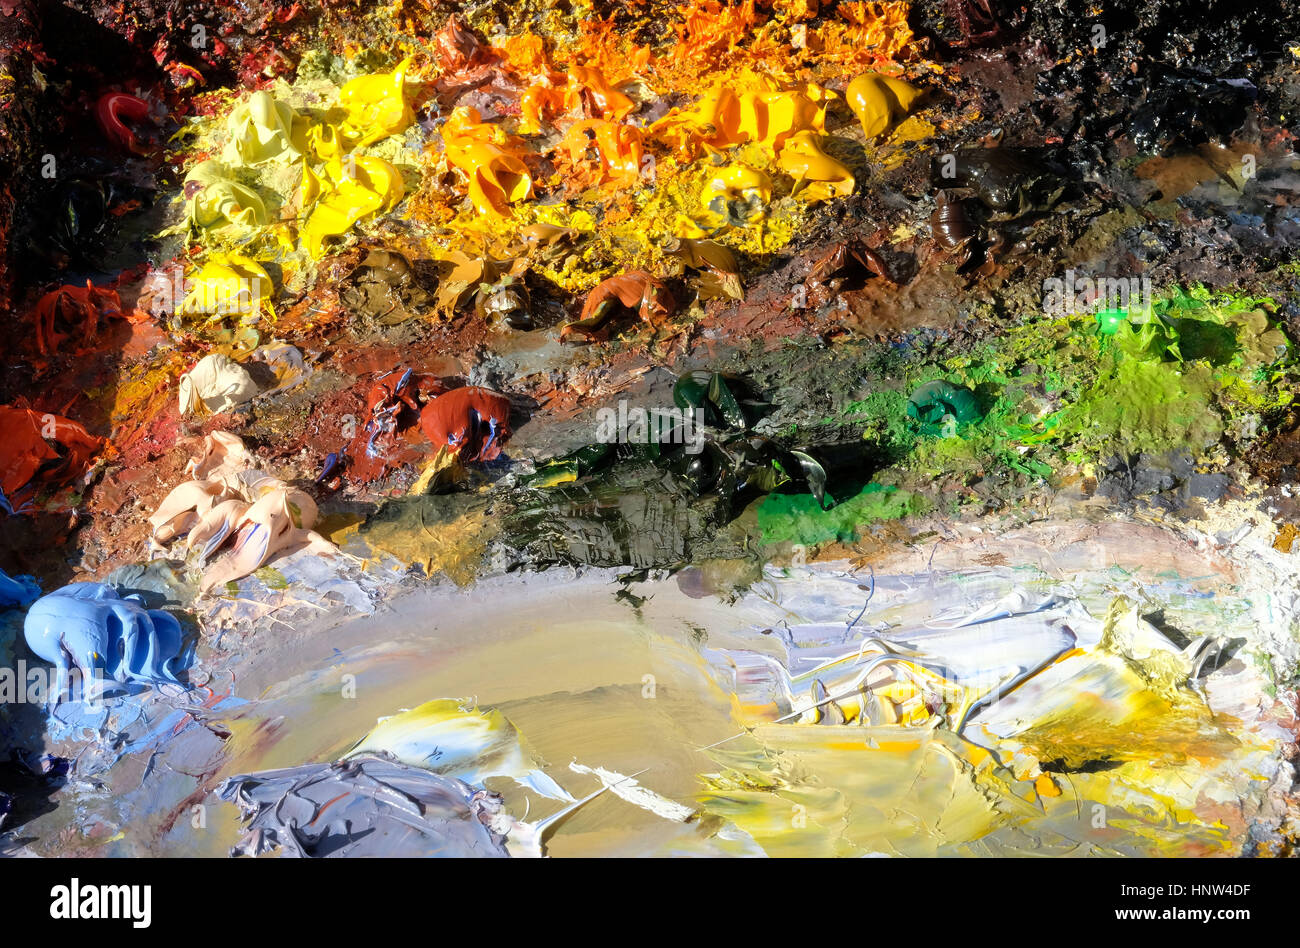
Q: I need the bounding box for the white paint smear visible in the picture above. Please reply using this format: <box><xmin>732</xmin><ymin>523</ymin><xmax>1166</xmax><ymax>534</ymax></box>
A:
<box><xmin>569</xmin><ymin>762</ymin><xmax>695</xmax><ymax>822</ymax></box>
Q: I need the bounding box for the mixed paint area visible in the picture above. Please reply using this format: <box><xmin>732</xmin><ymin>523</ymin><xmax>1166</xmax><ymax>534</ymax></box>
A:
<box><xmin>1</xmin><ymin>1</ymin><xmax>1299</xmax><ymax>857</ymax></box>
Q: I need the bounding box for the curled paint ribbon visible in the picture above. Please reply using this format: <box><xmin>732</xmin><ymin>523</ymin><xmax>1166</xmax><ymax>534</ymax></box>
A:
<box><xmin>95</xmin><ymin>93</ymin><xmax>153</xmax><ymax>154</ymax></box>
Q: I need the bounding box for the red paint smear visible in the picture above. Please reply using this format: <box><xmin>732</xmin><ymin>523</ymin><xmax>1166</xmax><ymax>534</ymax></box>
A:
<box><xmin>419</xmin><ymin>386</ymin><xmax>512</xmax><ymax>462</ymax></box>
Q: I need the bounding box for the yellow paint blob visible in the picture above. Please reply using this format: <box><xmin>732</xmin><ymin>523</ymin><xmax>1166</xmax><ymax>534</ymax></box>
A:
<box><xmin>741</xmin><ymin>81</ymin><xmax>834</xmax><ymax>153</ymax></box>
<box><xmin>184</xmin><ymin>160</ymin><xmax>267</xmax><ymax>235</ymax></box>
<box><xmin>702</xmin><ymin>163</ymin><xmax>771</xmax><ymax>226</ymax></box>
<box><xmin>307</xmin><ymin>122</ymin><xmax>346</xmax><ymax>162</ymax></box>
<box><xmin>881</xmin><ymin>75</ymin><xmax>923</xmax><ymax>113</ymax></box>
<box><xmin>222</xmin><ymin>91</ymin><xmax>304</xmax><ymax>166</ymax></box>
<box><xmin>180</xmin><ymin>253</ymin><xmax>274</xmax><ymax>324</ymax></box>
<box><xmin>301</xmin><ymin>154</ymin><xmax>405</xmax><ymax>258</ymax></box>
<box><xmin>653</xmin><ymin>76</ymin><xmax>832</xmax><ymax>158</ymax></box>
<box><xmin>1034</xmin><ymin>773</ymin><xmax>1061</xmax><ymax>797</ymax></box>
<box><xmin>846</xmin><ymin>72</ymin><xmax>922</xmax><ymax>138</ymax></box>
<box><xmin>338</xmin><ymin>57</ymin><xmax>416</xmax><ymax>148</ymax></box>
<box><xmin>777</xmin><ymin>130</ymin><xmax>855</xmax><ymax>202</ymax></box>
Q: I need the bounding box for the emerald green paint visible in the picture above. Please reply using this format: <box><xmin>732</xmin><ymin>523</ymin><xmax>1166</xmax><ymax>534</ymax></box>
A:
<box><xmin>757</xmin><ymin>483</ymin><xmax>925</xmax><ymax>545</ymax></box>
<box><xmin>1095</xmin><ymin>308</ymin><xmax>1128</xmax><ymax>334</ymax></box>
<box><xmin>825</xmin><ymin>285</ymin><xmax>1293</xmax><ymax>496</ymax></box>
<box><xmin>907</xmin><ymin>380</ymin><xmax>982</xmax><ymax>435</ymax></box>
<box><xmin>753</xmin><ymin>284</ymin><xmax>1293</xmax><ymax>550</ymax></box>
